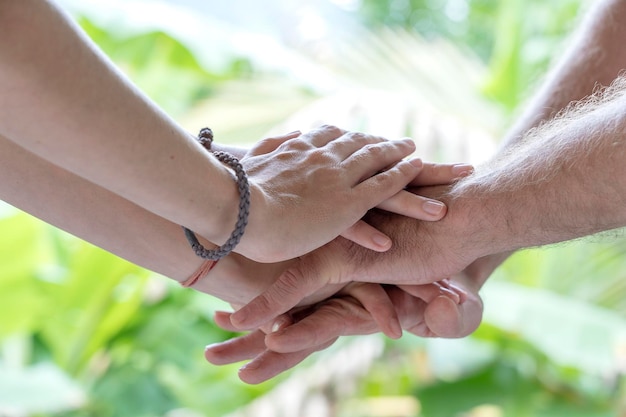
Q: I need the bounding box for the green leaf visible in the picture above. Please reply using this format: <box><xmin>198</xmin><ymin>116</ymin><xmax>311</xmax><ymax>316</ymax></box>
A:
<box><xmin>38</xmin><ymin>242</ymin><xmax>150</xmax><ymax>375</ymax></box>
<box><xmin>416</xmin><ymin>362</ymin><xmax>613</xmax><ymax>417</ymax></box>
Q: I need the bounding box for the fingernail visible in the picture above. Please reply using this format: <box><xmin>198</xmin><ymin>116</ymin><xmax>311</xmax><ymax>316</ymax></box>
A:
<box><xmin>287</xmin><ymin>130</ymin><xmax>301</xmax><ymax>136</ymax></box>
<box><xmin>239</xmin><ymin>361</ymin><xmax>259</xmax><ymax>372</ymax></box>
<box><xmin>372</xmin><ymin>233</ymin><xmax>392</xmax><ymax>248</ymax></box>
<box><xmin>423</xmin><ymin>200</ymin><xmax>445</xmax><ymax>216</ymax></box>
<box><xmin>452</xmin><ymin>164</ymin><xmax>474</xmax><ymax>177</ymax></box>
<box><xmin>409</xmin><ymin>158</ymin><xmax>423</xmax><ymax>168</ymax></box>
<box><xmin>271</xmin><ymin>316</ymin><xmax>290</xmax><ymax>333</ymax></box>
<box><xmin>204</xmin><ymin>343</ymin><xmax>219</xmax><ymax>352</ymax></box>
<box><xmin>446</xmin><ymin>282</ymin><xmax>469</xmax><ymax>304</ymax></box>
<box><xmin>231</xmin><ymin>310</ymin><xmax>247</xmax><ymax>327</ymax></box>
<box><xmin>439</xmin><ymin>286</ymin><xmax>461</xmax><ymax>304</ymax></box>
<box><xmin>390</xmin><ymin>320</ymin><xmax>403</xmax><ymax>339</ymax></box>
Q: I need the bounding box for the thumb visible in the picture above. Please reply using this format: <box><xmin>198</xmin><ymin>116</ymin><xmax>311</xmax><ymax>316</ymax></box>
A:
<box><xmin>424</xmin><ymin>292</ymin><xmax>483</xmax><ymax>338</ymax></box>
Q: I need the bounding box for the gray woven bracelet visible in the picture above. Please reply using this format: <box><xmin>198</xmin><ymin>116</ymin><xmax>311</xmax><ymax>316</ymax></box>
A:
<box><xmin>182</xmin><ymin>128</ymin><xmax>250</xmax><ymax>260</ymax></box>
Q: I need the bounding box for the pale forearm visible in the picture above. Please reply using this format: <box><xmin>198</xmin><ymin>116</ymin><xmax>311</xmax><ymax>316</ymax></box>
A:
<box><xmin>0</xmin><ymin>0</ymin><xmax>239</xmax><ymax>244</ymax></box>
<box><xmin>0</xmin><ymin>134</ymin><xmax>282</xmax><ymax>305</ymax></box>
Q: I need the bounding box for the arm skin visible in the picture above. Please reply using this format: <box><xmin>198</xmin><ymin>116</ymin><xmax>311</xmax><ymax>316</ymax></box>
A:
<box><xmin>0</xmin><ymin>0</ymin><xmax>459</xmax><ymax>263</ymax></box>
<box><xmin>225</xmin><ymin>0</ymin><xmax>626</xmax><ymax>339</ymax></box>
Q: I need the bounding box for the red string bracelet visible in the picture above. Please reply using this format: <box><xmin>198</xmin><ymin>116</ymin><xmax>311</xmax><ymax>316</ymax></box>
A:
<box><xmin>181</xmin><ymin>259</ymin><xmax>218</xmax><ymax>288</ymax></box>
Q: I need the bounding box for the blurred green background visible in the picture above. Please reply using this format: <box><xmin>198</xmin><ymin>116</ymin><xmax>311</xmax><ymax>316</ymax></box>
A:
<box><xmin>1</xmin><ymin>0</ymin><xmax>625</xmax><ymax>416</ymax></box>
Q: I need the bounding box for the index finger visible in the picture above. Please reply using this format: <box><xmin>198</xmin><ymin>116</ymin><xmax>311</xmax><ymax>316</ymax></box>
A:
<box><xmin>246</xmin><ymin>130</ymin><xmax>302</xmax><ymax>156</ymax></box>
<box><xmin>409</xmin><ymin>162</ymin><xmax>474</xmax><ymax>187</ymax></box>
<box><xmin>265</xmin><ymin>297</ymin><xmax>380</xmax><ymax>353</ymax></box>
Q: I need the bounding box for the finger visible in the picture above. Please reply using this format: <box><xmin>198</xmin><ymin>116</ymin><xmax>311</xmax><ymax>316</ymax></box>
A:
<box><xmin>424</xmin><ymin>284</ymin><xmax>482</xmax><ymax>338</ymax></box>
<box><xmin>398</xmin><ymin>282</ymin><xmax>462</xmax><ymax>304</ymax></box>
<box><xmin>325</xmin><ymin>131</ymin><xmax>386</xmax><ymax>159</ymax></box>
<box><xmin>204</xmin><ymin>330</ymin><xmax>267</xmax><ymax>365</ymax></box>
<box><xmin>341</xmin><ymin>139</ymin><xmax>417</xmax><ymax>184</ymax></box>
<box><xmin>229</xmin><ymin>253</ymin><xmax>332</xmax><ymax>330</ymax></box>
<box><xmin>438</xmin><ymin>278</ymin><xmax>469</xmax><ymax>304</ymax></box>
<box><xmin>246</xmin><ymin>130</ymin><xmax>302</xmax><ymax>156</ymax></box>
<box><xmin>386</xmin><ymin>287</ymin><xmax>434</xmax><ymax>337</ymax></box>
<box><xmin>340</xmin><ymin>220</ymin><xmax>392</xmax><ymax>252</ymax></box>
<box><xmin>302</xmin><ymin>125</ymin><xmax>346</xmax><ymax>147</ymax></box>
<box><xmin>376</xmin><ymin>190</ymin><xmax>447</xmax><ymax>221</ymax></box>
<box><xmin>396</xmin><ymin>279</ymin><xmax>482</xmax><ymax>339</ymax></box>
<box><xmin>353</xmin><ymin>158</ymin><xmax>424</xmax><ymax>211</ymax></box>
<box><xmin>408</xmin><ymin>162</ymin><xmax>474</xmax><ymax>187</ymax></box>
<box><xmin>238</xmin><ymin>339</ymin><xmax>337</xmax><ymax>384</ymax></box>
<box><xmin>424</xmin><ymin>296</ymin><xmax>463</xmax><ymax>337</ymax></box>
<box><xmin>266</xmin><ymin>298</ymin><xmax>378</xmax><ymax>353</ymax></box>
<box><xmin>344</xmin><ymin>284</ymin><xmax>402</xmax><ymax>339</ymax></box>
<box><xmin>213</xmin><ymin>310</ymin><xmax>239</xmax><ymax>331</ymax></box>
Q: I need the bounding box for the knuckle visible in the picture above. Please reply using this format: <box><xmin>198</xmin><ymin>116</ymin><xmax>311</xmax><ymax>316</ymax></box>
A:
<box><xmin>362</xmin><ymin>143</ymin><xmax>383</xmax><ymax>156</ymax></box>
<box><xmin>254</xmin><ymin>292</ymin><xmax>278</xmax><ymax>314</ymax></box>
<box><xmin>344</xmin><ymin>131</ymin><xmax>370</xmax><ymax>143</ymax></box>
<box><xmin>275</xmin><ymin>268</ymin><xmax>306</xmax><ymax>298</ymax></box>
<box><xmin>396</xmin><ymin>160</ymin><xmax>417</xmax><ymax>177</ymax></box>
<box><xmin>319</xmin><ymin>124</ymin><xmax>342</xmax><ymax>137</ymax></box>
<box><xmin>281</xmin><ymin>138</ymin><xmax>310</xmax><ymax>152</ymax></box>
<box><xmin>306</xmin><ymin>148</ymin><xmax>333</xmax><ymax>165</ymax></box>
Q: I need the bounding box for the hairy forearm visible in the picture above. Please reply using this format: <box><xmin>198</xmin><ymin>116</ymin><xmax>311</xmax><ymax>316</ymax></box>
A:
<box><xmin>349</xmin><ymin>83</ymin><xmax>626</xmax><ymax>286</ymax></box>
<box><xmin>452</xmin><ymin>81</ymin><xmax>626</xmax><ymax>254</ymax></box>
<box><xmin>451</xmin><ymin>0</ymin><xmax>626</xmax><ymax>279</ymax></box>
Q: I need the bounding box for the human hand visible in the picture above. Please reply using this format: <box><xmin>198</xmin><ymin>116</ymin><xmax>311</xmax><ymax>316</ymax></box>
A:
<box><xmin>204</xmin><ymin>277</ymin><xmax>482</xmax><ymax>384</ymax></box>
<box><xmin>236</xmin><ymin>125</ymin><xmax>470</xmax><ymax>262</ymax></box>
<box><xmin>229</xmin><ymin>181</ymin><xmax>479</xmax><ymax>331</ymax></box>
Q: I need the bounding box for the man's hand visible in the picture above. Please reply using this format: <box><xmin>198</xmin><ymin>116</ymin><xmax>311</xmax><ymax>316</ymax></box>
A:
<box><xmin>205</xmin><ymin>275</ymin><xmax>483</xmax><ymax>384</ymax></box>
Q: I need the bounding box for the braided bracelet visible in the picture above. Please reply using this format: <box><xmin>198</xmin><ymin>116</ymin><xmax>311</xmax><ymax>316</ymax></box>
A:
<box><xmin>182</xmin><ymin>128</ymin><xmax>250</xmax><ymax>261</ymax></box>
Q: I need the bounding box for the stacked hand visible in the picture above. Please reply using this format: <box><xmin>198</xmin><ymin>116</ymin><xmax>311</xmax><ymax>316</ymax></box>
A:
<box><xmin>235</xmin><ymin>126</ymin><xmax>471</xmax><ymax>262</ymax></box>
<box><xmin>191</xmin><ymin>131</ymin><xmax>485</xmax><ymax>383</ymax></box>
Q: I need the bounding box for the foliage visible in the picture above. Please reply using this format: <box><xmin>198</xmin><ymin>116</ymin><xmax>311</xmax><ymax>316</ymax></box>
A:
<box><xmin>0</xmin><ymin>209</ymin><xmax>283</xmax><ymax>417</ymax></box>
<box><xmin>357</xmin><ymin>0</ymin><xmax>585</xmax><ymax>109</ymax></box>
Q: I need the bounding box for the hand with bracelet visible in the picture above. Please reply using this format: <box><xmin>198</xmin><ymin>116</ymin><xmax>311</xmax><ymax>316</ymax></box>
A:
<box><xmin>183</xmin><ymin>125</ymin><xmax>472</xmax><ymax>264</ymax></box>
